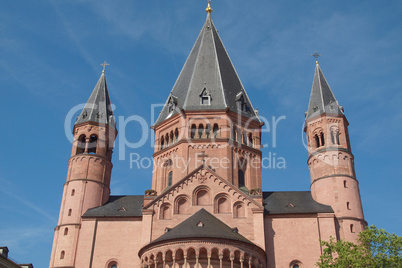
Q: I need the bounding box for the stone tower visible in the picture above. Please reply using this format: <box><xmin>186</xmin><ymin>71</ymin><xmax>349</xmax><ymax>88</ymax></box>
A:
<box><xmin>49</xmin><ymin>70</ymin><xmax>117</xmax><ymax>267</ymax></box>
<box><xmin>151</xmin><ymin>6</ymin><xmax>263</xmax><ymax>196</ymax></box>
<box><xmin>304</xmin><ymin>61</ymin><xmax>366</xmax><ymax>242</ymax></box>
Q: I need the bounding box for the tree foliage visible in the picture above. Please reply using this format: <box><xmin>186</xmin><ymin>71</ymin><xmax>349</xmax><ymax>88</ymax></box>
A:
<box><xmin>317</xmin><ymin>225</ymin><xmax>402</xmax><ymax>268</ymax></box>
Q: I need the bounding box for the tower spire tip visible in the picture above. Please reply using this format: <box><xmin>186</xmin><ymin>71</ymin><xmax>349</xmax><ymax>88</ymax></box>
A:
<box><xmin>311</xmin><ymin>51</ymin><xmax>321</xmax><ymax>65</ymax></box>
<box><xmin>100</xmin><ymin>61</ymin><xmax>110</xmax><ymax>74</ymax></box>
<box><xmin>206</xmin><ymin>0</ymin><xmax>213</xmax><ymax>13</ymax></box>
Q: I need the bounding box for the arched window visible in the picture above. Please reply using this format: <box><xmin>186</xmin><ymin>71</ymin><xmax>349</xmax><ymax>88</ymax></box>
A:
<box><xmin>248</xmin><ymin>133</ymin><xmax>253</xmax><ymax>147</ymax></box>
<box><xmin>71</xmin><ymin>189</ymin><xmax>75</xmax><ymax>196</ymax></box>
<box><xmin>160</xmin><ymin>136</ymin><xmax>164</xmax><ymax>150</ymax></box>
<box><xmin>194</xmin><ymin>186</ymin><xmax>211</xmax><ymax>205</ymax></box>
<box><xmin>170</xmin><ymin>131</ymin><xmax>174</xmax><ymax>144</ymax></box>
<box><xmin>213</xmin><ymin>124</ymin><xmax>219</xmax><ymax>138</ymax></box>
<box><xmin>350</xmin><ymin>224</ymin><xmax>354</xmax><ymax>233</ymax></box>
<box><xmin>190</xmin><ymin>124</ymin><xmax>197</xmax><ymax>139</ymax></box>
<box><xmin>215</xmin><ymin>194</ymin><xmax>230</xmax><ymax>213</ymax></box>
<box><xmin>174</xmin><ymin>128</ymin><xmax>179</xmax><ymax>142</ymax></box>
<box><xmin>198</xmin><ymin>124</ymin><xmax>204</xmax><ymax>139</ymax></box>
<box><xmin>233</xmin><ymin>127</ymin><xmax>238</xmax><ymax>142</ymax></box>
<box><xmin>238</xmin><ymin>169</ymin><xmax>245</xmax><ymax>187</ymax></box>
<box><xmin>160</xmin><ymin>203</ymin><xmax>172</xmax><ymax>220</ymax></box>
<box><xmin>165</xmin><ymin>133</ymin><xmax>169</xmax><ymax>146</ymax></box>
<box><xmin>290</xmin><ymin>260</ymin><xmax>302</xmax><ymax>268</ymax></box>
<box><xmin>60</xmin><ymin>250</ymin><xmax>65</xmax><ymax>259</ymax></box>
<box><xmin>347</xmin><ymin>202</ymin><xmax>350</xmax><ymax>210</ymax></box>
<box><xmin>242</xmin><ymin>132</ymin><xmax>247</xmax><ymax>144</ymax></box>
<box><xmin>68</xmin><ymin>209</ymin><xmax>72</xmax><ymax>216</ymax></box>
<box><xmin>88</xmin><ymin>135</ymin><xmax>98</xmax><ymax>154</ymax></box>
<box><xmin>331</xmin><ymin>127</ymin><xmax>340</xmax><ymax>145</ymax></box>
<box><xmin>108</xmin><ymin>261</ymin><xmax>118</xmax><ymax>268</ymax></box>
<box><xmin>64</xmin><ymin>228</ymin><xmax>68</xmax><ymax>236</ymax></box>
<box><xmin>168</xmin><ymin>171</ymin><xmax>173</xmax><ymax>187</ymax></box>
<box><xmin>76</xmin><ymin>135</ymin><xmax>86</xmax><ymax>154</ymax></box>
<box><xmin>175</xmin><ymin>196</ymin><xmax>189</xmax><ymax>214</ymax></box>
<box><xmin>320</xmin><ymin>132</ymin><xmax>325</xmax><ymax>146</ymax></box>
<box><xmin>238</xmin><ymin>158</ymin><xmax>247</xmax><ymax>188</ymax></box>
<box><xmin>344</xmin><ymin>180</ymin><xmax>347</xmax><ymax>188</ymax></box>
<box><xmin>233</xmin><ymin>202</ymin><xmax>245</xmax><ymax>218</ymax></box>
<box><xmin>205</xmin><ymin>124</ymin><xmax>211</xmax><ymax>139</ymax></box>
<box><xmin>315</xmin><ymin>134</ymin><xmax>320</xmax><ymax>148</ymax></box>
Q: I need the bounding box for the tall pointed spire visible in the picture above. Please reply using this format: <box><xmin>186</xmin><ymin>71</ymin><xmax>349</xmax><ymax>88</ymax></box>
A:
<box><xmin>154</xmin><ymin>7</ymin><xmax>259</xmax><ymax>125</ymax></box>
<box><xmin>305</xmin><ymin>62</ymin><xmax>344</xmax><ymax>120</ymax></box>
<box><xmin>75</xmin><ymin>71</ymin><xmax>116</xmax><ymax>128</ymax></box>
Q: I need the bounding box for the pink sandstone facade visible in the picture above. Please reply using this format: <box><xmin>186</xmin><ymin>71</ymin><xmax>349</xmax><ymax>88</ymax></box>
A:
<box><xmin>49</xmin><ymin>5</ymin><xmax>366</xmax><ymax>268</ymax></box>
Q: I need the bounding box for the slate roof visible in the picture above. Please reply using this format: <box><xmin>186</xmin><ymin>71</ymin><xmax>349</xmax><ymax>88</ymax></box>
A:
<box><xmin>82</xmin><ymin>191</ymin><xmax>332</xmax><ymax>218</ymax></box>
<box><xmin>75</xmin><ymin>72</ymin><xmax>116</xmax><ymax>129</ymax></box>
<box><xmin>82</xmin><ymin>195</ymin><xmax>143</xmax><ymax>218</ymax></box>
<box><xmin>263</xmin><ymin>191</ymin><xmax>333</xmax><ymax>215</ymax></box>
<box><xmin>305</xmin><ymin>62</ymin><xmax>344</xmax><ymax>120</ymax></box>
<box><xmin>151</xmin><ymin>208</ymin><xmax>254</xmax><ymax>245</ymax></box>
<box><xmin>154</xmin><ymin>13</ymin><xmax>259</xmax><ymax>126</ymax></box>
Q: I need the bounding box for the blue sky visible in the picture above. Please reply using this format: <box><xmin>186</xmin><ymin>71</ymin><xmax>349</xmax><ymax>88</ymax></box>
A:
<box><xmin>1</xmin><ymin>0</ymin><xmax>401</xmax><ymax>266</ymax></box>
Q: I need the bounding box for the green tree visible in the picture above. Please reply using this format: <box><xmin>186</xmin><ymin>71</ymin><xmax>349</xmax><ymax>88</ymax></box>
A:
<box><xmin>317</xmin><ymin>225</ymin><xmax>402</xmax><ymax>268</ymax></box>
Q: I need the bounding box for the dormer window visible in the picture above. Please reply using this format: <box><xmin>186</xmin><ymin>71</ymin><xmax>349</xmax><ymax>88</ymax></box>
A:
<box><xmin>82</xmin><ymin>110</ymin><xmax>88</xmax><ymax>119</ymax></box>
<box><xmin>200</xmin><ymin>88</ymin><xmax>211</xmax><ymax>105</ymax></box>
<box><xmin>168</xmin><ymin>95</ymin><xmax>178</xmax><ymax>113</ymax></box>
<box><xmin>235</xmin><ymin>91</ymin><xmax>247</xmax><ymax>112</ymax></box>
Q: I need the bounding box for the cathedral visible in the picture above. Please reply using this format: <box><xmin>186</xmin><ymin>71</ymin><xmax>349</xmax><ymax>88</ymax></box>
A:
<box><xmin>49</xmin><ymin>3</ymin><xmax>366</xmax><ymax>268</ymax></box>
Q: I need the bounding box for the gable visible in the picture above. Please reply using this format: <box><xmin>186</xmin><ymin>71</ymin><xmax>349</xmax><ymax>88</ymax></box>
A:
<box><xmin>143</xmin><ymin>164</ymin><xmax>264</xmax><ymax>243</ymax></box>
<box><xmin>144</xmin><ymin>164</ymin><xmax>263</xmax><ymax>211</ymax></box>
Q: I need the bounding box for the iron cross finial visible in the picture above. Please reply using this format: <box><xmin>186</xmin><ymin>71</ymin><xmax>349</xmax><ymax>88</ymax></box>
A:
<box><xmin>311</xmin><ymin>51</ymin><xmax>321</xmax><ymax>63</ymax></box>
<box><xmin>100</xmin><ymin>61</ymin><xmax>110</xmax><ymax>73</ymax></box>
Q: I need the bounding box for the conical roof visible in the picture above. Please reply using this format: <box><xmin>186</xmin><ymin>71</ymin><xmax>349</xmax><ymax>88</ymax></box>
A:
<box><xmin>154</xmin><ymin>13</ymin><xmax>259</xmax><ymax>125</ymax></box>
<box><xmin>75</xmin><ymin>72</ymin><xmax>116</xmax><ymax>128</ymax></box>
<box><xmin>151</xmin><ymin>208</ymin><xmax>254</xmax><ymax>245</ymax></box>
<box><xmin>305</xmin><ymin>62</ymin><xmax>344</xmax><ymax>120</ymax></box>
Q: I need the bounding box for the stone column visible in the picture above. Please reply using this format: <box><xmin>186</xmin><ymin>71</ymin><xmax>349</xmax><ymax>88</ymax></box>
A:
<box><xmin>219</xmin><ymin>254</ymin><xmax>223</xmax><ymax>268</ymax></box>
<box><xmin>196</xmin><ymin>255</ymin><xmax>199</xmax><ymax>268</ymax></box>
<box><xmin>230</xmin><ymin>257</ymin><xmax>234</xmax><ymax>268</ymax></box>
<box><xmin>84</xmin><ymin>137</ymin><xmax>90</xmax><ymax>153</ymax></box>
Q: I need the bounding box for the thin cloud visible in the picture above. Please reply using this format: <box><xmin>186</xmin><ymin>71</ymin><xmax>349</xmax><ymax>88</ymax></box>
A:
<box><xmin>0</xmin><ymin>178</ymin><xmax>56</xmax><ymax>222</ymax></box>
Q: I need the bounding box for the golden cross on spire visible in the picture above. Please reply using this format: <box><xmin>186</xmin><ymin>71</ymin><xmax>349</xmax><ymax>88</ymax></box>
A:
<box><xmin>100</xmin><ymin>61</ymin><xmax>110</xmax><ymax>73</ymax></box>
<box><xmin>206</xmin><ymin>0</ymin><xmax>213</xmax><ymax>13</ymax></box>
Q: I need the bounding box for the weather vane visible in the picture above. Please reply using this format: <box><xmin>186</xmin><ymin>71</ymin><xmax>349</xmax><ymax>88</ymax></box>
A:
<box><xmin>100</xmin><ymin>61</ymin><xmax>110</xmax><ymax>73</ymax></box>
<box><xmin>311</xmin><ymin>51</ymin><xmax>321</xmax><ymax>62</ymax></box>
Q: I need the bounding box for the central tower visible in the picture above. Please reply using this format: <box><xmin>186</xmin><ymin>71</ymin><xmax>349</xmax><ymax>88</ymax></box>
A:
<box><xmin>151</xmin><ymin>5</ymin><xmax>263</xmax><ymax>196</ymax></box>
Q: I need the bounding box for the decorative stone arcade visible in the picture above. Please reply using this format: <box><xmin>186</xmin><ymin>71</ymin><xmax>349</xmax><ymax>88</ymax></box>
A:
<box><xmin>139</xmin><ymin>240</ymin><xmax>266</xmax><ymax>268</ymax></box>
